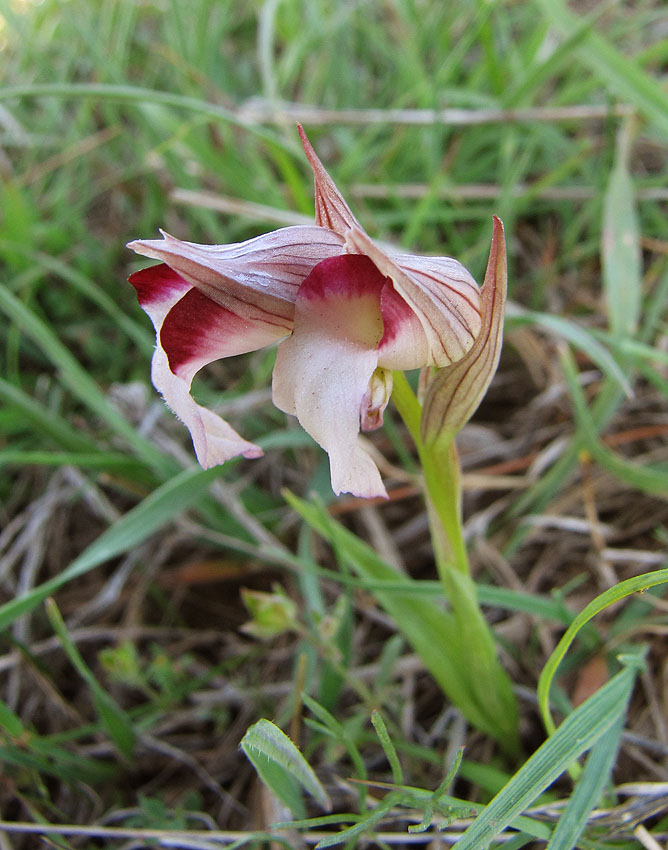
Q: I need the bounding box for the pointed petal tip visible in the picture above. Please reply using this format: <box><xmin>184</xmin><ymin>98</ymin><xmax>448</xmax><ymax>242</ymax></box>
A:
<box><xmin>297</xmin><ymin>123</ymin><xmax>313</xmax><ymax>154</ymax></box>
<box><xmin>491</xmin><ymin>215</ymin><xmax>505</xmax><ymax>249</ymax></box>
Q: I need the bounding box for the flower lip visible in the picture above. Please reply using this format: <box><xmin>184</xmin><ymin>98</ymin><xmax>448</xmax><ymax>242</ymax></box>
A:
<box><xmin>272</xmin><ymin>252</ymin><xmax>389</xmax><ymax>498</ymax></box>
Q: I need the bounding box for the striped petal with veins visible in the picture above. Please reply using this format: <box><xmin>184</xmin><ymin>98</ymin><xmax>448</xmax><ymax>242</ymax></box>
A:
<box><xmin>128</xmin><ymin>127</ymin><xmax>483</xmax><ymax>498</ymax></box>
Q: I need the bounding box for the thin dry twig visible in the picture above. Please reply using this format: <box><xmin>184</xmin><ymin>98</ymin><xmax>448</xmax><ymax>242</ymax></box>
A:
<box><xmin>237</xmin><ymin>100</ymin><xmax>636</xmax><ymax>126</ymax></box>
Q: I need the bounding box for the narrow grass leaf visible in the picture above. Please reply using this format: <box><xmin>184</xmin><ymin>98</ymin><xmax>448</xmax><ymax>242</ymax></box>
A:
<box><xmin>538</xmin><ymin>565</ymin><xmax>668</xmax><ymax>735</ymax></box>
<box><xmin>0</xmin><ymin>466</ymin><xmax>220</xmax><ymax>631</ymax></box>
<box><xmin>0</xmin><ymin>376</ymin><xmax>99</xmax><ymax>453</ymax></box>
<box><xmin>371</xmin><ymin>710</ymin><xmax>403</xmax><ymax>786</ymax></box>
<box><xmin>535</xmin><ymin>0</ymin><xmax>668</xmax><ymax>137</ymax></box>
<box><xmin>284</xmin><ymin>492</ymin><xmax>516</xmax><ymax>747</ymax></box>
<box><xmin>302</xmin><ymin>693</ymin><xmax>367</xmax><ymax>785</ymax></box>
<box><xmin>0</xmin><ymin>701</ymin><xmax>25</xmax><ymax>739</ymax></box>
<box><xmin>0</xmin><ymin>83</ymin><xmax>290</xmax><ymax>148</ymax></box>
<box><xmin>0</xmin><ymin>743</ymin><xmax>115</xmax><ymax>785</ymax></box>
<box><xmin>509</xmin><ymin>310</ymin><xmax>631</xmax><ymax>396</ymax></box>
<box><xmin>0</xmin><ymin>450</ymin><xmax>147</xmax><ymax>476</ymax></box>
<box><xmin>561</xmin><ymin>347</ymin><xmax>668</xmax><ymax>501</ymax></box>
<box><xmin>315</xmin><ymin>797</ymin><xmax>397</xmax><ymax>849</ymax></box>
<box><xmin>0</xmin><ymin>281</ymin><xmax>168</xmax><ymax>472</ymax></box>
<box><xmin>602</xmin><ymin>126</ymin><xmax>642</xmax><ymax>340</ymax></box>
<box><xmin>45</xmin><ymin>599</ymin><xmax>135</xmax><ymax>759</ymax></box>
<box><xmin>0</xmin><ymin>242</ymin><xmax>153</xmax><ymax>353</ymax></box>
<box><xmin>547</xmin><ymin>714</ymin><xmax>625</xmax><ymax>850</ymax></box>
<box><xmin>455</xmin><ymin>660</ymin><xmax>639</xmax><ymax>850</ymax></box>
<box><xmin>241</xmin><ymin>719</ymin><xmax>331</xmax><ymax>812</ymax></box>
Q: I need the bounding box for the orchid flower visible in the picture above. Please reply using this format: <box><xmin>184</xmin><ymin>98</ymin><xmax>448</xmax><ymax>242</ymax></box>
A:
<box><xmin>128</xmin><ymin>128</ymin><xmax>484</xmax><ymax>499</ymax></box>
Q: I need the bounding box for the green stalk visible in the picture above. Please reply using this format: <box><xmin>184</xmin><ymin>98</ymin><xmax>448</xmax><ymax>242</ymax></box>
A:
<box><xmin>392</xmin><ymin>371</ymin><xmax>519</xmax><ymax>753</ymax></box>
<box><xmin>392</xmin><ymin>372</ymin><xmax>468</xmax><ymax>578</ymax></box>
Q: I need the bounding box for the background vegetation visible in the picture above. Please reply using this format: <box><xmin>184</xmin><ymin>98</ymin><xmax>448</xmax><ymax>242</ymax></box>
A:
<box><xmin>1</xmin><ymin>0</ymin><xmax>667</xmax><ymax>847</ymax></box>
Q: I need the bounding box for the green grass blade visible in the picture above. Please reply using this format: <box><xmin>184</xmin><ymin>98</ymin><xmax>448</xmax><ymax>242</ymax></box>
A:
<box><xmin>241</xmin><ymin>719</ymin><xmax>331</xmax><ymax>812</ymax></box>
<box><xmin>0</xmin><ymin>82</ymin><xmax>290</xmax><ymax>148</ymax></box>
<box><xmin>0</xmin><ymin>241</ymin><xmax>153</xmax><ymax>354</ymax></box>
<box><xmin>0</xmin><ymin>375</ymin><xmax>99</xmax><ymax>453</ymax></box>
<box><xmin>0</xmin><ymin>281</ymin><xmax>168</xmax><ymax>472</ymax></box>
<box><xmin>302</xmin><ymin>693</ymin><xmax>367</xmax><ymax>785</ymax></box>
<box><xmin>547</xmin><ymin>714</ymin><xmax>624</xmax><ymax>850</ymax></box>
<box><xmin>371</xmin><ymin>710</ymin><xmax>403</xmax><ymax>787</ymax></box>
<box><xmin>0</xmin><ymin>466</ymin><xmax>221</xmax><ymax>631</ymax></box>
<box><xmin>455</xmin><ymin>658</ymin><xmax>640</xmax><ymax>850</ymax></box>
<box><xmin>0</xmin><ymin>449</ymin><xmax>147</xmax><ymax>477</ymax></box>
<box><xmin>535</xmin><ymin>0</ymin><xmax>668</xmax><ymax>136</ymax></box>
<box><xmin>45</xmin><ymin>599</ymin><xmax>135</xmax><ymax>759</ymax></box>
<box><xmin>509</xmin><ymin>310</ymin><xmax>631</xmax><ymax>396</ymax></box>
<box><xmin>537</xmin><ymin>567</ymin><xmax>668</xmax><ymax>735</ymax></box>
<box><xmin>602</xmin><ymin>125</ymin><xmax>642</xmax><ymax>340</ymax></box>
<box><xmin>284</xmin><ymin>492</ymin><xmax>517</xmax><ymax>748</ymax></box>
<box><xmin>561</xmin><ymin>346</ymin><xmax>668</xmax><ymax>500</ymax></box>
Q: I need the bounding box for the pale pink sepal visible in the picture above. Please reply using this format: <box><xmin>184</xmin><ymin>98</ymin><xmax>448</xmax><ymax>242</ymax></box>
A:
<box><xmin>298</xmin><ymin>125</ymin><xmax>360</xmax><ymax>235</ymax></box>
<box><xmin>128</xmin><ymin>225</ymin><xmax>344</xmax><ymax>326</ymax></box>
<box><xmin>420</xmin><ymin>216</ymin><xmax>507</xmax><ymax>446</ymax></box>
<box><xmin>272</xmin><ymin>254</ymin><xmax>388</xmax><ymax>499</ymax></box>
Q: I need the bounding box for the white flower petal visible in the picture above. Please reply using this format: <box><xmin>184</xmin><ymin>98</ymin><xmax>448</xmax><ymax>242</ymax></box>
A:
<box><xmin>272</xmin><ymin>254</ymin><xmax>388</xmax><ymax>498</ymax></box>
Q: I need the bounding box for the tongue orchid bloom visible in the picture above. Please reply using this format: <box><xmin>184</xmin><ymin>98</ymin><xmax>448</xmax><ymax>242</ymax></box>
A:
<box><xmin>128</xmin><ymin>128</ymin><xmax>485</xmax><ymax>499</ymax></box>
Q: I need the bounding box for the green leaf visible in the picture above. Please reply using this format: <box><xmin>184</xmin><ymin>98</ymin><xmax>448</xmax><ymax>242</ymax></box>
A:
<box><xmin>0</xmin><ymin>701</ymin><xmax>25</xmax><ymax>739</ymax></box>
<box><xmin>602</xmin><ymin>126</ymin><xmax>642</xmax><ymax>340</ymax></box>
<box><xmin>509</xmin><ymin>310</ymin><xmax>632</xmax><ymax>396</ymax></box>
<box><xmin>0</xmin><ymin>280</ymin><xmax>167</xmax><ymax>473</ymax></box>
<box><xmin>284</xmin><ymin>492</ymin><xmax>518</xmax><ymax>750</ymax></box>
<box><xmin>561</xmin><ymin>347</ymin><xmax>668</xmax><ymax>502</ymax></box>
<box><xmin>537</xmin><ymin>564</ymin><xmax>668</xmax><ymax>735</ymax></box>
<box><xmin>535</xmin><ymin>0</ymin><xmax>668</xmax><ymax>137</ymax></box>
<box><xmin>547</xmin><ymin>714</ymin><xmax>625</xmax><ymax>850</ymax></box>
<box><xmin>241</xmin><ymin>719</ymin><xmax>331</xmax><ymax>814</ymax></box>
<box><xmin>455</xmin><ymin>658</ymin><xmax>641</xmax><ymax>850</ymax></box>
<box><xmin>46</xmin><ymin>599</ymin><xmax>135</xmax><ymax>759</ymax></box>
<box><xmin>0</xmin><ymin>466</ymin><xmax>221</xmax><ymax>631</ymax></box>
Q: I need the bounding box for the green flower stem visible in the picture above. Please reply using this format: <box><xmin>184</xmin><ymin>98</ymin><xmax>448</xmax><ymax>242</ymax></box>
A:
<box><xmin>391</xmin><ymin>372</ymin><xmax>468</xmax><ymax>578</ymax></box>
<box><xmin>392</xmin><ymin>371</ymin><xmax>519</xmax><ymax>753</ymax></box>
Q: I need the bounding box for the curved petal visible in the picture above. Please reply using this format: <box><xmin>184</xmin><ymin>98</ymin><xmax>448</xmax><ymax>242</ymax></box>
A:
<box><xmin>128</xmin><ymin>225</ymin><xmax>344</xmax><ymax>326</ymax></box>
<box><xmin>343</xmin><ymin>225</ymin><xmax>481</xmax><ymax>367</ymax></box>
<box><xmin>298</xmin><ymin>125</ymin><xmax>360</xmax><ymax>236</ymax></box>
<box><xmin>129</xmin><ymin>264</ymin><xmax>281</xmax><ymax>468</ymax></box>
<box><xmin>272</xmin><ymin>254</ymin><xmax>388</xmax><ymax>498</ymax></box>
<box><xmin>377</xmin><ymin>282</ymin><xmax>431</xmax><ymax>370</ymax></box>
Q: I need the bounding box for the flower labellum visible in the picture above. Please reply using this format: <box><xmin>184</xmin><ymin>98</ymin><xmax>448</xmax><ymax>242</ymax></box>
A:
<box><xmin>128</xmin><ymin>127</ymin><xmax>484</xmax><ymax>498</ymax></box>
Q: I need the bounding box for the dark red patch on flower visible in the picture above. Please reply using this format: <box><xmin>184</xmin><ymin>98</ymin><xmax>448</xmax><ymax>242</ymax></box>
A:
<box><xmin>300</xmin><ymin>254</ymin><xmax>388</xmax><ymax>301</ymax></box>
<box><xmin>378</xmin><ymin>284</ymin><xmax>416</xmax><ymax>347</ymax></box>
<box><xmin>160</xmin><ymin>287</ymin><xmax>231</xmax><ymax>376</ymax></box>
<box><xmin>128</xmin><ymin>263</ymin><xmax>189</xmax><ymax>307</ymax></box>
<box><xmin>159</xmin><ymin>286</ymin><xmax>285</xmax><ymax>379</ymax></box>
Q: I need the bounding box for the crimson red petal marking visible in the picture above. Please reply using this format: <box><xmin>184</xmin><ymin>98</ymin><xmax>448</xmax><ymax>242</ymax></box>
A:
<box><xmin>160</xmin><ymin>287</ymin><xmax>287</xmax><ymax>380</ymax></box>
<box><xmin>128</xmin><ymin>263</ymin><xmax>188</xmax><ymax>307</ymax></box>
